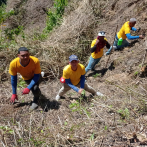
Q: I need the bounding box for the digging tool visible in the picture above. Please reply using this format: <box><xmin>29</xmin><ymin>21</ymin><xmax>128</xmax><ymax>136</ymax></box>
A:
<box><xmin>140</xmin><ymin>34</ymin><xmax>147</xmax><ymax>70</ymax></box>
<box><xmin>136</xmin><ymin>48</ymin><xmax>147</xmax><ymax>78</ymax></box>
<box><xmin>140</xmin><ymin>49</ymin><xmax>147</xmax><ymax>69</ymax></box>
<box><xmin>105</xmin><ymin>25</ymin><xmax>118</xmax><ymax>69</ymax></box>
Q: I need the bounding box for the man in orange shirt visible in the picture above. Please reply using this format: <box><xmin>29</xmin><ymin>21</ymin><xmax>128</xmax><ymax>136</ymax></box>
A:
<box><xmin>9</xmin><ymin>47</ymin><xmax>41</xmax><ymax>110</ymax></box>
<box><xmin>105</xmin><ymin>18</ymin><xmax>144</xmax><ymax>55</ymax></box>
<box><xmin>55</xmin><ymin>55</ymin><xmax>104</xmax><ymax>101</ymax></box>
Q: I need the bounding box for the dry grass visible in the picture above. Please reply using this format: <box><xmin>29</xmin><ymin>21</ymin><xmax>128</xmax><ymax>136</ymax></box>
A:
<box><xmin>0</xmin><ymin>0</ymin><xmax>147</xmax><ymax>146</ymax></box>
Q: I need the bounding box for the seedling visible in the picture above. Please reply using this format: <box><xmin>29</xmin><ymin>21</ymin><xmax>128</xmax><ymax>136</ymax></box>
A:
<box><xmin>117</xmin><ymin>108</ymin><xmax>130</xmax><ymax>120</ymax></box>
<box><xmin>64</xmin><ymin>121</ymin><xmax>68</xmax><ymax>125</ymax></box>
<box><xmin>93</xmin><ymin>73</ymin><xmax>101</xmax><ymax>78</ymax></box>
<box><xmin>134</xmin><ymin>71</ymin><xmax>139</xmax><ymax>76</ymax></box>
<box><xmin>17</xmin><ymin>78</ymin><xmax>26</xmax><ymax>89</ymax></box>
<box><xmin>90</xmin><ymin>133</ymin><xmax>95</xmax><ymax>141</ymax></box>
<box><xmin>0</xmin><ymin>126</ymin><xmax>14</xmax><ymax>134</ymax></box>
<box><xmin>30</xmin><ymin>137</ymin><xmax>45</xmax><ymax>146</ymax></box>
<box><xmin>69</xmin><ymin>92</ymin><xmax>91</xmax><ymax>117</ymax></box>
<box><xmin>104</xmin><ymin>126</ymin><xmax>108</xmax><ymax>130</ymax></box>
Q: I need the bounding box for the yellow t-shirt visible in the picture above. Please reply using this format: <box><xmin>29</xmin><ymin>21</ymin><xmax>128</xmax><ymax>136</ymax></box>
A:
<box><xmin>9</xmin><ymin>56</ymin><xmax>41</xmax><ymax>80</ymax></box>
<box><xmin>63</xmin><ymin>63</ymin><xmax>85</xmax><ymax>85</ymax></box>
<box><xmin>91</xmin><ymin>38</ymin><xmax>107</xmax><ymax>59</ymax></box>
<box><xmin>117</xmin><ymin>21</ymin><xmax>131</xmax><ymax>40</ymax></box>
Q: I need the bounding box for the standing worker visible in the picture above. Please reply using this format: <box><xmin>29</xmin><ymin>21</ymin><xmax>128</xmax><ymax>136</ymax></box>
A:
<box><xmin>9</xmin><ymin>47</ymin><xmax>42</xmax><ymax>110</ymax></box>
<box><xmin>85</xmin><ymin>31</ymin><xmax>111</xmax><ymax>73</ymax></box>
<box><xmin>105</xmin><ymin>18</ymin><xmax>144</xmax><ymax>55</ymax></box>
<box><xmin>55</xmin><ymin>55</ymin><xmax>104</xmax><ymax>101</ymax></box>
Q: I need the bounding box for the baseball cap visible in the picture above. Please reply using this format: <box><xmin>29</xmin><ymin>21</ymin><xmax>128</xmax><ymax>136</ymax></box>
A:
<box><xmin>69</xmin><ymin>55</ymin><xmax>78</xmax><ymax>62</ymax></box>
<box><xmin>98</xmin><ymin>31</ymin><xmax>106</xmax><ymax>36</ymax></box>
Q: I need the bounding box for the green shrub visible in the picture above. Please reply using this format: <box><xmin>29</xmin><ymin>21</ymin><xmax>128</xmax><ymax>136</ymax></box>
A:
<box><xmin>4</xmin><ymin>25</ymin><xmax>24</xmax><ymax>40</ymax></box>
<box><xmin>42</xmin><ymin>0</ymin><xmax>68</xmax><ymax>37</ymax></box>
<box><xmin>0</xmin><ymin>4</ymin><xmax>14</xmax><ymax>24</ymax></box>
<box><xmin>45</xmin><ymin>10</ymin><xmax>59</xmax><ymax>33</ymax></box>
<box><xmin>54</xmin><ymin>0</ymin><xmax>68</xmax><ymax>17</ymax></box>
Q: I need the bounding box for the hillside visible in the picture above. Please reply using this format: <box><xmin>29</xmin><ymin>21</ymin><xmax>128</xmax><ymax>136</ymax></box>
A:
<box><xmin>0</xmin><ymin>0</ymin><xmax>147</xmax><ymax>146</ymax></box>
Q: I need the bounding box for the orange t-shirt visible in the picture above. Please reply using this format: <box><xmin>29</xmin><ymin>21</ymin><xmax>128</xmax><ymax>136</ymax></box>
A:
<box><xmin>63</xmin><ymin>64</ymin><xmax>85</xmax><ymax>85</ymax></box>
<box><xmin>9</xmin><ymin>56</ymin><xmax>41</xmax><ymax>80</ymax></box>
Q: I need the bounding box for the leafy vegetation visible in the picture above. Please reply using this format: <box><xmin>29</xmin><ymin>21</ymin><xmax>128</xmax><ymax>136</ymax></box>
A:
<box><xmin>17</xmin><ymin>78</ymin><xmax>26</xmax><ymax>89</ymax></box>
<box><xmin>0</xmin><ymin>126</ymin><xmax>14</xmax><ymax>134</ymax></box>
<box><xmin>134</xmin><ymin>71</ymin><xmax>139</xmax><ymax>76</ymax></box>
<box><xmin>38</xmin><ymin>0</ymin><xmax>68</xmax><ymax>40</ymax></box>
<box><xmin>0</xmin><ymin>4</ymin><xmax>14</xmax><ymax>24</ymax></box>
<box><xmin>117</xmin><ymin>108</ymin><xmax>130</xmax><ymax>120</ymax></box>
<box><xmin>0</xmin><ymin>3</ymin><xmax>21</xmax><ymax>50</ymax></box>
<box><xmin>30</xmin><ymin>137</ymin><xmax>45</xmax><ymax>147</ymax></box>
<box><xmin>4</xmin><ymin>25</ymin><xmax>24</xmax><ymax>40</ymax></box>
<box><xmin>69</xmin><ymin>91</ymin><xmax>91</xmax><ymax>117</ymax></box>
<box><xmin>93</xmin><ymin>73</ymin><xmax>101</xmax><ymax>78</ymax></box>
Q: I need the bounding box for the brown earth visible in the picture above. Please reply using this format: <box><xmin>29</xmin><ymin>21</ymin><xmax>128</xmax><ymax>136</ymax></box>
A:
<box><xmin>6</xmin><ymin>0</ymin><xmax>53</xmax><ymax>33</ymax></box>
<box><xmin>0</xmin><ymin>0</ymin><xmax>147</xmax><ymax>146</ymax></box>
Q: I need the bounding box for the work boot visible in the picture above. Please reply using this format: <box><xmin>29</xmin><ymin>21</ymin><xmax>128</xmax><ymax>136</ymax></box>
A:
<box><xmin>113</xmin><ymin>46</ymin><xmax>117</xmax><ymax>50</ymax></box>
<box><xmin>96</xmin><ymin>92</ymin><xmax>104</xmax><ymax>96</ymax></box>
<box><xmin>30</xmin><ymin>103</ymin><xmax>38</xmax><ymax>110</ymax></box>
<box><xmin>92</xmin><ymin>92</ymin><xmax>104</xmax><ymax>97</ymax></box>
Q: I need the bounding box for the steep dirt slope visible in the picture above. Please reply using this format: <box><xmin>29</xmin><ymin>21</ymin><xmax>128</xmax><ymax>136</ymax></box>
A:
<box><xmin>6</xmin><ymin>0</ymin><xmax>53</xmax><ymax>33</ymax></box>
<box><xmin>0</xmin><ymin>0</ymin><xmax>147</xmax><ymax>146</ymax></box>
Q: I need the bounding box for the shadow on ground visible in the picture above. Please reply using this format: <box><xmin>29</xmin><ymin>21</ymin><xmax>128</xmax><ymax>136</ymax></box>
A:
<box><xmin>14</xmin><ymin>102</ymin><xmax>30</xmax><ymax>108</ymax></box>
<box><xmin>14</xmin><ymin>94</ymin><xmax>61</xmax><ymax>112</ymax></box>
<box><xmin>87</xmin><ymin>61</ymin><xmax>115</xmax><ymax>77</ymax></box>
<box><xmin>38</xmin><ymin>94</ymin><xmax>61</xmax><ymax>112</ymax></box>
<box><xmin>129</xmin><ymin>40</ymin><xmax>139</xmax><ymax>47</ymax></box>
<box><xmin>87</xmin><ymin>68</ymin><xmax>108</xmax><ymax>77</ymax></box>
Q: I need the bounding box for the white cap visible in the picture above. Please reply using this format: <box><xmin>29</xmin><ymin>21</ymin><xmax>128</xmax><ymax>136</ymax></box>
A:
<box><xmin>130</xmin><ymin>18</ymin><xmax>137</xmax><ymax>23</ymax></box>
<box><xmin>98</xmin><ymin>31</ymin><xmax>106</xmax><ymax>36</ymax></box>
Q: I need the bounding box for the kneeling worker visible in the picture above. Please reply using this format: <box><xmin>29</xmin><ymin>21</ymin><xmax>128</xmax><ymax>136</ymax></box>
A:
<box><xmin>9</xmin><ymin>47</ymin><xmax>41</xmax><ymax>110</ymax></box>
<box><xmin>105</xmin><ymin>18</ymin><xmax>144</xmax><ymax>55</ymax></box>
<box><xmin>55</xmin><ymin>55</ymin><xmax>104</xmax><ymax>101</ymax></box>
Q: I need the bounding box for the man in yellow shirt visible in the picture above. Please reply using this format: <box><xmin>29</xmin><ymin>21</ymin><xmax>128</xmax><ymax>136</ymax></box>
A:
<box><xmin>9</xmin><ymin>47</ymin><xmax>41</xmax><ymax>110</ymax></box>
<box><xmin>105</xmin><ymin>18</ymin><xmax>144</xmax><ymax>55</ymax></box>
<box><xmin>55</xmin><ymin>55</ymin><xmax>104</xmax><ymax>101</ymax></box>
<box><xmin>85</xmin><ymin>31</ymin><xmax>110</xmax><ymax>73</ymax></box>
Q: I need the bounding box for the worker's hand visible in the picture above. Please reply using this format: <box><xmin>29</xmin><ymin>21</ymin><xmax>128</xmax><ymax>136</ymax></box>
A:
<box><xmin>95</xmin><ymin>39</ymin><xmax>99</xmax><ymax>46</ymax></box>
<box><xmin>10</xmin><ymin>94</ymin><xmax>18</xmax><ymax>104</ymax></box>
<box><xmin>22</xmin><ymin>88</ymin><xmax>30</xmax><ymax>95</ymax></box>
<box><xmin>137</xmin><ymin>27</ymin><xmax>140</xmax><ymax>32</ymax></box>
<box><xmin>139</xmin><ymin>35</ymin><xmax>145</xmax><ymax>39</ymax></box>
<box><xmin>78</xmin><ymin>88</ymin><xmax>84</xmax><ymax>94</ymax></box>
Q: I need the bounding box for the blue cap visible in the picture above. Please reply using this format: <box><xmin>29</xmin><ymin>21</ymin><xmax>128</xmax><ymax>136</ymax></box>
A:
<box><xmin>69</xmin><ymin>55</ymin><xmax>78</xmax><ymax>62</ymax></box>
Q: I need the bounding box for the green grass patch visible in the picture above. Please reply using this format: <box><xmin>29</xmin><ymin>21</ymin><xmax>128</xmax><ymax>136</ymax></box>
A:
<box><xmin>37</xmin><ymin>0</ymin><xmax>68</xmax><ymax>40</ymax></box>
